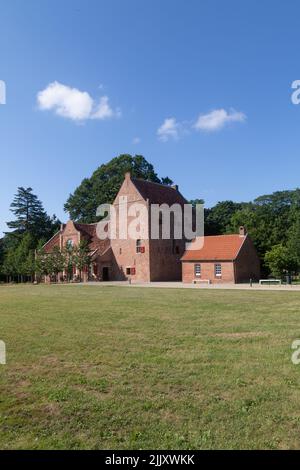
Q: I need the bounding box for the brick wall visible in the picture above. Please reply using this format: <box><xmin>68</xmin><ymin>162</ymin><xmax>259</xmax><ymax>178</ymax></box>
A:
<box><xmin>182</xmin><ymin>261</ymin><xmax>235</xmax><ymax>283</ymax></box>
<box><xmin>111</xmin><ymin>176</ymin><xmax>151</xmax><ymax>282</ymax></box>
<box><xmin>149</xmin><ymin>238</ymin><xmax>184</xmax><ymax>281</ymax></box>
<box><xmin>234</xmin><ymin>236</ymin><xmax>260</xmax><ymax>283</ymax></box>
<box><xmin>60</xmin><ymin>221</ymin><xmax>80</xmax><ymax>248</ymax></box>
<box><xmin>111</xmin><ymin>174</ymin><xmax>187</xmax><ymax>282</ymax></box>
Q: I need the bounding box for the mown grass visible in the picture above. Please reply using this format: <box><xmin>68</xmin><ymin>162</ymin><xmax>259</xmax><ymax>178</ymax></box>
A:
<box><xmin>0</xmin><ymin>284</ymin><xmax>300</xmax><ymax>449</ymax></box>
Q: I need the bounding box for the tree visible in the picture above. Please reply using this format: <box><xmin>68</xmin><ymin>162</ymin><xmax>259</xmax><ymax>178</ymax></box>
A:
<box><xmin>74</xmin><ymin>240</ymin><xmax>91</xmax><ymax>281</ymax></box>
<box><xmin>22</xmin><ymin>250</ymin><xmax>35</xmax><ymax>281</ymax></box>
<box><xmin>189</xmin><ymin>198</ymin><xmax>205</xmax><ymax>207</ymax></box>
<box><xmin>64</xmin><ymin>154</ymin><xmax>173</xmax><ymax>223</ymax></box>
<box><xmin>1</xmin><ymin>233</ymin><xmax>35</xmax><ymax>282</ymax></box>
<box><xmin>161</xmin><ymin>176</ymin><xmax>173</xmax><ymax>186</ymax></box>
<box><xmin>63</xmin><ymin>244</ymin><xmax>76</xmax><ymax>282</ymax></box>
<box><xmin>264</xmin><ymin>244</ymin><xmax>297</xmax><ymax>278</ymax></box>
<box><xmin>2</xmin><ymin>187</ymin><xmax>61</xmax><ymax>282</ymax></box>
<box><xmin>35</xmin><ymin>248</ymin><xmax>50</xmax><ymax>281</ymax></box>
<box><xmin>6</xmin><ymin>187</ymin><xmax>60</xmax><ymax>241</ymax></box>
<box><xmin>48</xmin><ymin>246</ymin><xmax>65</xmax><ymax>282</ymax></box>
<box><xmin>287</xmin><ymin>216</ymin><xmax>300</xmax><ymax>267</ymax></box>
<box><xmin>0</xmin><ymin>239</ymin><xmax>4</xmax><ymax>282</ymax></box>
<box><xmin>205</xmin><ymin>201</ymin><xmax>243</xmax><ymax>235</ymax></box>
<box><xmin>15</xmin><ymin>233</ymin><xmax>36</xmax><ymax>281</ymax></box>
<box><xmin>1</xmin><ymin>245</ymin><xmax>18</xmax><ymax>282</ymax></box>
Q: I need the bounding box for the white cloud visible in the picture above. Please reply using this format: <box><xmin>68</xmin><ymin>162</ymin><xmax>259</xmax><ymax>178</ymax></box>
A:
<box><xmin>132</xmin><ymin>137</ymin><xmax>141</xmax><ymax>144</ymax></box>
<box><xmin>157</xmin><ymin>108</ymin><xmax>246</xmax><ymax>142</ymax></box>
<box><xmin>37</xmin><ymin>81</ymin><xmax>120</xmax><ymax>122</ymax></box>
<box><xmin>91</xmin><ymin>96</ymin><xmax>121</xmax><ymax>120</ymax></box>
<box><xmin>194</xmin><ymin>108</ymin><xmax>246</xmax><ymax>132</ymax></box>
<box><xmin>157</xmin><ymin>117</ymin><xmax>180</xmax><ymax>142</ymax></box>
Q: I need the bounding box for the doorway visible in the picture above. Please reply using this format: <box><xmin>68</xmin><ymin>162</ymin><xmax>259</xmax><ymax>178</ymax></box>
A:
<box><xmin>102</xmin><ymin>267</ymin><xmax>109</xmax><ymax>281</ymax></box>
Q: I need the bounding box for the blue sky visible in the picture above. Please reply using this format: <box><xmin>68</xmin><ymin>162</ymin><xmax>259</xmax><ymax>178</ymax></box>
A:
<box><xmin>1</xmin><ymin>0</ymin><xmax>300</xmax><ymax>235</ymax></box>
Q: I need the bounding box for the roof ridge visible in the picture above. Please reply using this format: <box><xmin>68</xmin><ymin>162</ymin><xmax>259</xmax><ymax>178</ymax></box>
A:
<box><xmin>131</xmin><ymin>177</ymin><xmax>176</xmax><ymax>189</ymax></box>
<box><xmin>41</xmin><ymin>230</ymin><xmax>60</xmax><ymax>249</ymax></box>
<box><xmin>75</xmin><ymin>222</ymin><xmax>98</xmax><ymax>226</ymax></box>
<box><xmin>203</xmin><ymin>234</ymin><xmax>242</xmax><ymax>238</ymax></box>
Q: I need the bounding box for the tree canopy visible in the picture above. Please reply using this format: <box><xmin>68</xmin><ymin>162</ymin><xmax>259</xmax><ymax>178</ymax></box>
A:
<box><xmin>6</xmin><ymin>187</ymin><xmax>60</xmax><ymax>242</ymax></box>
<box><xmin>64</xmin><ymin>154</ymin><xmax>173</xmax><ymax>222</ymax></box>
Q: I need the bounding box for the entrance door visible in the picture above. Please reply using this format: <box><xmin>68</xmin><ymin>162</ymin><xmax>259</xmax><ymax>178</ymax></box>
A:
<box><xmin>102</xmin><ymin>267</ymin><xmax>109</xmax><ymax>281</ymax></box>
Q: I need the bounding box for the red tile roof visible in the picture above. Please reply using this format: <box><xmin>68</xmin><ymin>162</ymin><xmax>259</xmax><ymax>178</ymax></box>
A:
<box><xmin>181</xmin><ymin>234</ymin><xmax>246</xmax><ymax>261</ymax></box>
<box><xmin>132</xmin><ymin>178</ymin><xmax>187</xmax><ymax>206</ymax></box>
<box><xmin>43</xmin><ymin>232</ymin><xmax>61</xmax><ymax>253</ymax></box>
<box><xmin>74</xmin><ymin>223</ymin><xmax>110</xmax><ymax>253</ymax></box>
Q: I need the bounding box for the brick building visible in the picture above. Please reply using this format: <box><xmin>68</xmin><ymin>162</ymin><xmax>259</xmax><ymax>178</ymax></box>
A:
<box><xmin>42</xmin><ymin>174</ymin><xmax>260</xmax><ymax>284</ymax></box>
<box><xmin>181</xmin><ymin>226</ymin><xmax>260</xmax><ymax>284</ymax></box>
<box><xmin>42</xmin><ymin>172</ymin><xmax>187</xmax><ymax>282</ymax></box>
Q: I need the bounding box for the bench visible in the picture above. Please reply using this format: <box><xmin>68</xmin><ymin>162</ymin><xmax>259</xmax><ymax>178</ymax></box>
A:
<box><xmin>259</xmin><ymin>279</ymin><xmax>282</xmax><ymax>285</ymax></box>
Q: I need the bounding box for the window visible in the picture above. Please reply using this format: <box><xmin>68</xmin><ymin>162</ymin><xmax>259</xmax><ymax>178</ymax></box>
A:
<box><xmin>215</xmin><ymin>264</ymin><xmax>222</xmax><ymax>277</ymax></box>
<box><xmin>66</xmin><ymin>239</ymin><xmax>73</xmax><ymax>248</ymax></box>
<box><xmin>126</xmin><ymin>267</ymin><xmax>136</xmax><ymax>275</ymax></box>
<box><xmin>195</xmin><ymin>264</ymin><xmax>201</xmax><ymax>277</ymax></box>
<box><xmin>119</xmin><ymin>248</ymin><xmax>122</xmax><ymax>255</ymax></box>
<box><xmin>136</xmin><ymin>240</ymin><xmax>145</xmax><ymax>253</ymax></box>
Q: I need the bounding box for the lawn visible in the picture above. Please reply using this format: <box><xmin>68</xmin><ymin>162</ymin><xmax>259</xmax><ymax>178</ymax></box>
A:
<box><xmin>0</xmin><ymin>284</ymin><xmax>300</xmax><ymax>450</ymax></box>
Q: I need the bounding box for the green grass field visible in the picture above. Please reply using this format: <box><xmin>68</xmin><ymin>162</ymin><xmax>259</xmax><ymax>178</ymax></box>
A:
<box><xmin>1</xmin><ymin>284</ymin><xmax>300</xmax><ymax>450</ymax></box>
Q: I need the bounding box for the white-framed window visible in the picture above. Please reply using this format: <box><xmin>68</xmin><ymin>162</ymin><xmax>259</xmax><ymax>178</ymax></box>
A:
<box><xmin>215</xmin><ymin>263</ymin><xmax>222</xmax><ymax>277</ymax></box>
<box><xmin>195</xmin><ymin>264</ymin><xmax>201</xmax><ymax>277</ymax></box>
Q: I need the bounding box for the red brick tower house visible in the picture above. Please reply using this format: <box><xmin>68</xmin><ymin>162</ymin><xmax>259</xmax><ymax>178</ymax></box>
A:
<box><xmin>109</xmin><ymin>172</ymin><xmax>187</xmax><ymax>281</ymax></box>
<box><xmin>42</xmin><ymin>172</ymin><xmax>188</xmax><ymax>282</ymax></box>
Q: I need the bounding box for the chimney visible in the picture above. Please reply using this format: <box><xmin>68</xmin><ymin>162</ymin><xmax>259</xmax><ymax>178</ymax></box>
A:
<box><xmin>125</xmin><ymin>172</ymin><xmax>131</xmax><ymax>180</ymax></box>
<box><xmin>172</xmin><ymin>184</ymin><xmax>178</xmax><ymax>191</ymax></box>
<box><xmin>60</xmin><ymin>223</ymin><xmax>64</xmax><ymax>232</ymax></box>
<box><xmin>239</xmin><ymin>226</ymin><xmax>247</xmax><ymax>237</ymax></box>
